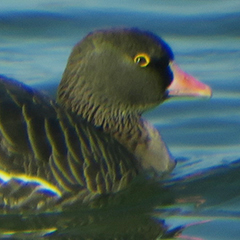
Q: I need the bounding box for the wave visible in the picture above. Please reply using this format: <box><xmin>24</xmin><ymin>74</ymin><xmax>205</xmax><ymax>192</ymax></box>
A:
<box><xmin>0</xmin><ymin>10</ymin><xmax>239</xmax><ymax>39</ymax></box>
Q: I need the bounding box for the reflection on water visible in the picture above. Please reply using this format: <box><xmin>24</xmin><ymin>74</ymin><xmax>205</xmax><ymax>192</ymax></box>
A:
<box><xmin>1</xmin><ymin>156</ymin><xmax>240</xmax><ymax>239</ymax></box>
<box><xmin>0</xmin><ymin>176</ymin><xmax>175</xmax><ymax>239</ymax></box>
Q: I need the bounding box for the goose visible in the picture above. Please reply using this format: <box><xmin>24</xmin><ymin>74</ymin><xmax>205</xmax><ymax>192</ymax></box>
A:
<box><xmin>0</xmin><ymin>28</ymin><xmax>211</xmax><ymax>212</ymax></box>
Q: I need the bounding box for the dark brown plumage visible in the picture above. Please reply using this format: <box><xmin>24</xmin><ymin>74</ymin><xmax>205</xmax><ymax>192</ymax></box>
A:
<box><xmin>0</xmin><ymin>28</ymin><xmax>211</xmax><ymax>212</ymax></box>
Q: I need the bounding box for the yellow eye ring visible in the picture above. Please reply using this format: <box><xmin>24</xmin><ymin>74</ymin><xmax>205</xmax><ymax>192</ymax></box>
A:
<box><xmin>134</xmin><ymin>53</ymin><xmax>150</xmax><ymax>67</ymax></box>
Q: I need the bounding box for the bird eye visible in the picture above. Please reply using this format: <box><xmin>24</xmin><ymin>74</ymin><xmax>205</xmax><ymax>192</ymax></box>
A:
<box><xmin>134</xmin><ymin>53</ymin><xmax>150</xmax><ymax>67</ymax></box>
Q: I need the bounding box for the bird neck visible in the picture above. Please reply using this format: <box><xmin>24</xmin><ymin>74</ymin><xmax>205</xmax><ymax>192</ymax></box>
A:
<box><xmin>91</xmin><ymin>106</ymin><xmax>147</xmax><ymax>152</ymax></box>
<box><xmin>58</xmin><ymin>96</ymin><xmax>175</xmax><ymax>173</ymax></box>
<box><xmin>73</xmin><ymin>100</ymin><xmax>148</xmax><ymax>153</ymax></box>
<box><xmin>57</xmin><ymin>83</ymin><xmax>149</xmax><ymax>155</ymax></box>
<box><xmin>78</xmin><ymin>102</ymin><xmax>175</xmax><ymax>174</ymax></box>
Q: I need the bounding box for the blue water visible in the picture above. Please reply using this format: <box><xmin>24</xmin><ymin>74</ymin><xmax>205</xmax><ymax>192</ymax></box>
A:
<box><xmin>0</xmin><ymin>0</ymin><xmax>240</xmax><ymax>239</ymax></box>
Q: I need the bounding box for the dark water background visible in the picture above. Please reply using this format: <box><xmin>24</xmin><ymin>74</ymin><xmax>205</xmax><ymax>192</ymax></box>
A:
<box><xmin>0</xmin><ymin>0</ymin><xmax>240</xmax><ymax>239</ymax></box>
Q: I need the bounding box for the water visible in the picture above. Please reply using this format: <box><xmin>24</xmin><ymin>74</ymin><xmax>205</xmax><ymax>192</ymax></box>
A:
<box><xmin>0</xmin><ymin>0</ymin><xmax>240</xmax><ymax>239</ymax></box>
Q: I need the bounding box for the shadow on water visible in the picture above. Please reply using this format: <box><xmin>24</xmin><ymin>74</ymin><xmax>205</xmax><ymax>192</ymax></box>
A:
<box><xmin>0</xmin><ymin>157</ymin><xmax>240</xmax><ymax>239</ymax></box>
<box><xmin>0</xmin><ymin>175</ymin><xmax>174</xmax><ymax>240</ymax></box>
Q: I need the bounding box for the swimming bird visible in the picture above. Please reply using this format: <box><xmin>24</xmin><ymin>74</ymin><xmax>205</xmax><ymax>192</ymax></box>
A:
<box><xmin>0</xmin><ymin>28</ymin><xmax>211</xmax><ymax>212</ymax></box>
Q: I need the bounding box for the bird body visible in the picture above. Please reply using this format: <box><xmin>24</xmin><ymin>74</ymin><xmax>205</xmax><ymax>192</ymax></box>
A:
<box><xmin>0</xmin><ymin>76</ymin><xmax>140</xmax><ymax>210</ymax></box>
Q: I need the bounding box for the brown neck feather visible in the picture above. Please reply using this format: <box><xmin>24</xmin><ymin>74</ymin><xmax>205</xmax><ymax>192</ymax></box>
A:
<box><xmin>58</xmin><ymin>93</ymin><xmax>148</xmax><ymax>153</ymax></box>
